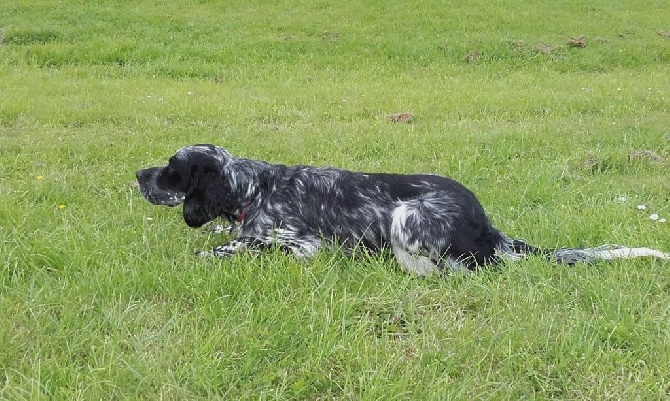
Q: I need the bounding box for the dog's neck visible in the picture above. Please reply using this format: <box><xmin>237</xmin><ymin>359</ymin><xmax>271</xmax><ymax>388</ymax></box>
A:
<box><xmin>224</xmin><ymin>158</ymin><xmax>278</xmax><ymax>221</ymax></box>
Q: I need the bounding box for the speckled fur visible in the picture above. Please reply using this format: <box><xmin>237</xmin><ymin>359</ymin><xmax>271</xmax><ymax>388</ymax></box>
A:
<box><xmin>136</xmin><ymin>144</ymin><xmax>669</xmax><ymax>275</ymax></box>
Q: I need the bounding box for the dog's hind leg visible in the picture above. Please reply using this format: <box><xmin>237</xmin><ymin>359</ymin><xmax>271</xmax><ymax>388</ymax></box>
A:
<box><xmin>390</xmin><ymin>201</ymin><xmax>471</xmax><ymax>276</ymax></box>
<box><xmin>388</xmin><ymin>189</ymin><xmax>504</xmax><ymax>275</ymax></box>
<box><xmin>390</xmin><ymin>245</ymin><xmax>442</xmax><ymax>276</ymax></box>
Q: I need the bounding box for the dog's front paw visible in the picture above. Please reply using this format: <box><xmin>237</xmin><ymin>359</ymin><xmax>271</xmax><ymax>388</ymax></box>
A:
<box><xmin>195</xmin><ymin>244</ymin><xmax>239</xmax><ymax>258</ymax></box>
<box><xmin>212</xmin><ymin>244</ymin><xmax>239</xmax><ymax>257</ymax></box>
<box><xmin>196</xmin><ymin>250</ymin><xmax>215</xmax><ymax>258</ymax></box>
<box><xmin>208</xmin><ymin>222</ymin><xmax>238</xmax><ymax>236</ymax></box>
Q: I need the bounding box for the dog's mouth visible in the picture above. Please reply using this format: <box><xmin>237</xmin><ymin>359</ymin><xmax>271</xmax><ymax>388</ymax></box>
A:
<box><xmin>143</xmin><ymin>189</ymin><xmax>185</xmax><ymax>207</ymax></box>
<box><xmin>162</xmin><ymin>196</ymin><xmax>185</xmax><ymax>207</ymax></box>
<box><xmin>136</xmin><ymin>182</ymin><xmax>185</xmax><ymax>207</ymax></box>
<box><xmin>136</xmin><ymin>167</ymin><xmax>187</xmax><ymax>207</ymax></box>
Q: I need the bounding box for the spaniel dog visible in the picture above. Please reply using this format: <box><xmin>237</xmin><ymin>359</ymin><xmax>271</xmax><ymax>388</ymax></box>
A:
<box><xmin>136</xmin><ymin>144</ymin><xmax>669</xmax><ymax>275</ymax></box>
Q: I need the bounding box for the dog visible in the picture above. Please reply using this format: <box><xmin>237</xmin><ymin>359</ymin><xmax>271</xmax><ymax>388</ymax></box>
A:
<box><xmin>136</xmin><ymin>144</ymin><xmax>669</xmax><ymax>275</ymax></box>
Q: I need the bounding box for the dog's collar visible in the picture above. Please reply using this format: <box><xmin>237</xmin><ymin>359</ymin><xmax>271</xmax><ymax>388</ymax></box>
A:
<box><xmin>235</xmin><ymin>210</ymin><xmax>246</xmax><ymax>223</ymax></box>
<box><xmin>235</xmin><ymin>200</ymin><xmax>253</xmax><ymax>223</ymax></box>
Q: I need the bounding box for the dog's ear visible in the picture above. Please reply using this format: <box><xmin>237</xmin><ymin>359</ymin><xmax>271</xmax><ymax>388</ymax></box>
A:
<box><xmin>182</xmin><ymin>164</ymin><xmax>219</xmax><ymax>228</ymax></box>
<box><xmin>186</xmin><ymin>164</ymin><xmax>201</xmax><ymax>194</ymax></box>
<box><xmin>175</xmin><ymin>145</ymin><xmax>229</xmax><ymax>227</ymax></box>
<box><xmin>166</xmin><ymin>156</ymin><xmax>209</xmax><ymax>195</ymax></box>
<box><xmin>184</xmin><ymin>161</ymin><xmax>221</xmax><ymax>194</ymax></box>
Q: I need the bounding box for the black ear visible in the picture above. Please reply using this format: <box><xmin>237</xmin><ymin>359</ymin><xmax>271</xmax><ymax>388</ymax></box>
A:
<box><xmin>187</xmin><ymin>164</ymin><xmax>200</xmax><ymax>194</ymax></box>
<box><xmin>182</xmin><ymin>164</ymin><xmax>217</xmax><ymax>228</ymax></box>
<box><xmin>182</xmin><ymin>154</ymin><xmax>222</xmax><ymax>195</ymax></box>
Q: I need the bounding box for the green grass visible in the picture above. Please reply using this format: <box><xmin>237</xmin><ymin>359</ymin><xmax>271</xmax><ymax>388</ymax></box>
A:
<box><xmin>2</xmin><ymin>0</ymin><xmax>670</xmax><ymax>399</ymax></box>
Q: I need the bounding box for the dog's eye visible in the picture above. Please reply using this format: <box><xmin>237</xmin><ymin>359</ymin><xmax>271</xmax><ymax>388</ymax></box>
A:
<box><xmin>157</xmin><ymin>167</ymin><xmax>186</xmax><ymax>191</ymax></box>
<box><xmin>167</xmin><ymin>170</ymin><xmax>185</xmax><ymax>185</ymax></box>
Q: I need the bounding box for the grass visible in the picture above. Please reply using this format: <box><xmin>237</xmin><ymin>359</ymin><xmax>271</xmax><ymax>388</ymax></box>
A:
<box><xmin>1</xmin><ymin>0</ymin><xmax>670</xmax><ymax>399</ymax></box>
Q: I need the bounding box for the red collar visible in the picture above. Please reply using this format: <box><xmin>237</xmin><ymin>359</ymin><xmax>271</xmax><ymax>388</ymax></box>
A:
<box><xmin>236</xmin><ymin>210</ymin><xmax>246</xmax><ymax>223</ymax></box>
<box><xmin>235</xmin><ymin>201</ymin><xmax>253</xmax><ymax>223</ymax></box>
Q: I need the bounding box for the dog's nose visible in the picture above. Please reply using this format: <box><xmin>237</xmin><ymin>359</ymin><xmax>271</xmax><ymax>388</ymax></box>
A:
<box><xmin>136</xmin><ymin>170</ymin><xmax>143</xmax><ymax>180</ymax></box>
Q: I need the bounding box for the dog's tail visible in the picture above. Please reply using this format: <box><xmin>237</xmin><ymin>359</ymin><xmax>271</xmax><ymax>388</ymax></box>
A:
<box><xmin>496</xmin><ymin>236</ymin><xmax>670</xmax><ymax>265</ymax></box>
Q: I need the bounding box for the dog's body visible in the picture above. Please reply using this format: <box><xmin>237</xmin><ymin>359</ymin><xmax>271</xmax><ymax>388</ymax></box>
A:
<box><xmin>136</xmin><ymin>144</ymin><xmax>669</xmax><ymax>275</ymax></box>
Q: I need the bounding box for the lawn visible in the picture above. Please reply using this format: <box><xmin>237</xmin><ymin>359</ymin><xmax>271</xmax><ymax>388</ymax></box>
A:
<box><xmin>1</xmin><ymin>0</ymin><xmax>670</xmax><ymax>399</ymax></box>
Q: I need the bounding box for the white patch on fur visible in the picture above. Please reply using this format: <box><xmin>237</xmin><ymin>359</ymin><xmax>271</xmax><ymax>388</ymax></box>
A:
<box><xmin>391</xmin><ymin>202</ymin><xmax>442</xmax><ymax>275</ymax></box>
<box><xmin>593</xmin><ymin>247</ymin><xmax>670</xmax><ymax>260</ymax></box>
<box><xmin>245</xmin><ymin>182</ymin><xmax>256</xmax><ymax>197</ymax></box>
<box><xmin>169</xmin><ymin>193</ymin><xmax>185</xmax><ymax>204</ymax></box>
<box><xmin>495</xmin><ymin>237</ymin><xmax>526</xmax><ymax>261</ymax></box>
<box><xmin>209</xmin><ymin>223</ymin><xmax>236</xmax><ymax>235</ymax></box>
<box><xmin>390</xmin><ymin>204</ymin><xmax>413</xmax><ymax>245</ymax></box>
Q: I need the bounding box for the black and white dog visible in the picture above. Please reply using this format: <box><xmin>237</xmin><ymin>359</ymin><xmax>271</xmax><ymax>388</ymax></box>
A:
<box><xmin>136</xmin><ymin>144</ymin><xmax>669</xmax><ymax>275</ymax></box>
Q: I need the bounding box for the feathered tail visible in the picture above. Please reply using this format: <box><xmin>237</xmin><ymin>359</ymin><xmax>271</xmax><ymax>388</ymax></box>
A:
<box><xmin>497</xmin><ymin>236</ymin><xmax>670</xmax><ymax>265</ymax></box>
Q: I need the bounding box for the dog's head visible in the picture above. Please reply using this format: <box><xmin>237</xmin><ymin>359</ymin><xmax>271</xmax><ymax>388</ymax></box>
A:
<box><xmin>136</xmin><ymin>144</ymin><xmax>238</xmax><ymax>227</ymax></box>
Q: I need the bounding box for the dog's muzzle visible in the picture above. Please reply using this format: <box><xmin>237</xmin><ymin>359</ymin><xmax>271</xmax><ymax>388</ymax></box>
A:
<box><xmin>136</xmin><ymin>168</ymin><xmax>186</xmax><ymax>207</ymax></box>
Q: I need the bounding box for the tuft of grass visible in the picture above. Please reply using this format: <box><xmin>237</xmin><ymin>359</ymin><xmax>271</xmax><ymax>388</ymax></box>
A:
<box><xmin>2</xmin><ymin>0</ymin><xmax>670</xmax><ymax>399</ymax></box>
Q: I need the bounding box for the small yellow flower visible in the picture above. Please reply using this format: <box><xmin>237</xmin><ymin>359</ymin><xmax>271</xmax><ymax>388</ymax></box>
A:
<box><xmin>58</xmin><ymin>204</ymin><xmax>66</xmax><ymax>210</ymax></box>
<box><xmin>36</xmin><ymin>175</ymin><xmax>44</xmax><ymax>180</ymax></box>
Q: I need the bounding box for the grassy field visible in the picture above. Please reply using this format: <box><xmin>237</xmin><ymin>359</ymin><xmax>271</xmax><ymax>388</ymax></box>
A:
<box><xmin>2</xmin><ymin>0</ymin><xmax>670</xmax><ymax>399</ymax></box>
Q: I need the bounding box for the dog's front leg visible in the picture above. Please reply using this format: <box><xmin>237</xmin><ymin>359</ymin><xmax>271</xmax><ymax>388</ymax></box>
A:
<box><xmin>197</xmin><ymin>234</ymin><xmax>322</xmax><ymax>259</ymax></box>
<box><xmin>197</xmin><ymin>236</ymin><xmax>264</xmax><ymax>258</ymax></box>
<box><xmin>208</xmin><ymin>222</ymin><xmax>238</xmax><ymax>236</ymax></box>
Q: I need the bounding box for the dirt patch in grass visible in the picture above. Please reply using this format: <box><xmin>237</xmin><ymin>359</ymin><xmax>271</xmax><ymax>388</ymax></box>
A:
<box><xmin>567</xmin><ymin>35</ymin><xmax>587</xmax><ymax>48</ymax></box>
<box><xmin>464</xmin><ymin>50</ymin><xmax>481</xmax><ymax>63</ymax></box>
<box><xmin>387</xmin><ymin>112</ymin><xmax>414</xmax><ymax>123</ymax></box>
<box><xmin>629</xmin><ymin>149</ymin><xmax>666</xmax><ymax>163</ymax></box>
